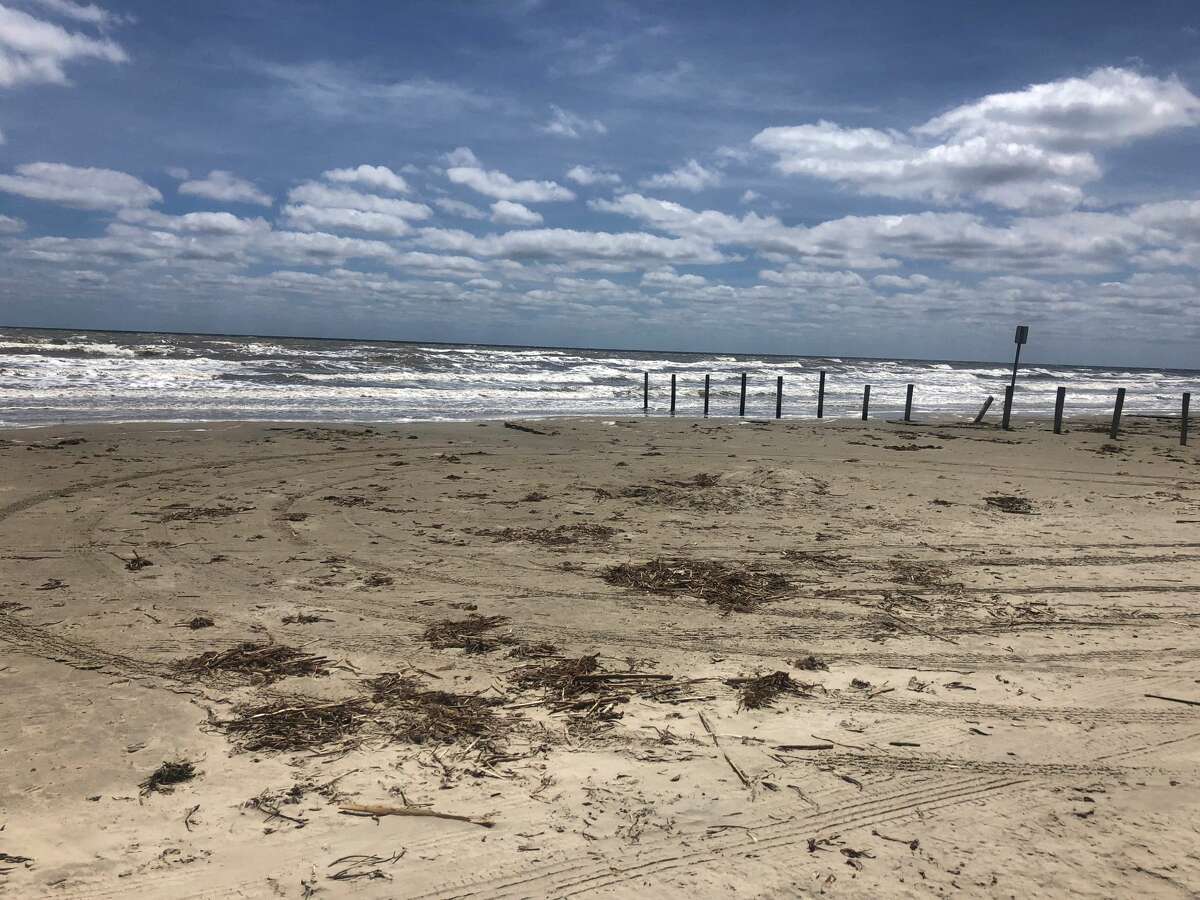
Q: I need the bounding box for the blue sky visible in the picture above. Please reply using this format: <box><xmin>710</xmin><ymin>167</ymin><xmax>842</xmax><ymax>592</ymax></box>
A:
<box><xmin>2</xmin><ymin>0</ymin><xmax>1200</xmax><ymax>365</ymax></box>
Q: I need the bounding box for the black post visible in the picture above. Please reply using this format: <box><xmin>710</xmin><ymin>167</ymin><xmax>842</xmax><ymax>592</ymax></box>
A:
<box><xmin>739</xmin><ymin>372</ymin><xmax>747</xmax><ymax>417</ymax></box>
<box><xmin>1109</xmin><ymin>387</ymin><xmax>1125</xmax><ymax>439</ymax></box>
<box><xmin>1011</xmin><ymin>324</ymin><xmax>1029</xmax><ymax>390</ymax></box>
<box><xmin>1002</xmin><ymin>384</ymin><xmax>1014</xmax><ymax>430</ymax></box>
<box><xmin>1053</xmin><ymin>386</ymin><xmax>1066</xmax><ymax>434</ymax></box>
<box><xmin>973</xmin><ymin>395</ymin><xmax>994</xmax><ymax>424</ymax></box>
<box><xmin>775</xmin><ymin>376</ymin><xmax>783</xmax><ymax>419</ymax></box>
<box><xmin>861</xmin><ymin>385</ymin><xmax>871</xmax><ymax>420</ymax></box>
<box><xmin>817</xmin><ymin>370</ymin><xmax>826</xmax><ymax>419</ymax></box>
<box><xmin>670</xmin><ymin>373</ymin><xmax>676</xmax><ymax>417</ymax></box>
<box><xmin>643</xmin><ymin>372</ymin><xmax>648</xmax><ymax>413</ymax></box>
<box><xmin>1183</xmin><ymin>392</ymin><xmax>1191</xmax><ymax>446</ymax></box>
<box><xmin>703</xmin><ymin>374</ymin><xmax>710</xmax><ymax>418</ymax></box>
<box><xmin>904</xmin><ymin>383</ymin><xmax>914</xmax><ymax>422</ymax></box>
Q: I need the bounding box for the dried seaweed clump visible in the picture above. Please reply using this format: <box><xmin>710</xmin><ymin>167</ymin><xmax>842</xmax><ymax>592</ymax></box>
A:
<box><xmin>139</xmin><ymin>759</ymin><xmax>198</xmax><ymax>795</ymax></box>
<box><xmin>186</xmin><ymin>616</ymin><xmax>215</xmax><ymax>629</ymax></box>
<box><xmin>366</xmin><ymin>673</ymin><xmax>504</xmax><ymax>746</ymax></box>
<box><xmin>509</xmin><ymin>654</ymin><xmax>600</xmax><ymax>699</ymax></box>
<box><xmin>726</xmin><ymin>671</ymin><xmax>813</xmax><ymax>710</ymax></box>
<box><xmin>160</xmin><ymin>505</ymin><xmax>250</xmax><ymax>522</ymax></box>
<box><xmin>175</xmin><ymin>641</ymin><xmax>331</xmax><ymax>682</ymax></box>
<box><xmin>984</xmin><ymin>495</ymin><xmax>1036</xmax><ymax>514</ymax></box>
<box><xmin>469</xmin><ymin>524</ymin><xmax>617</xmax><ymax>547</ymax></box>
<box><xmin>603</xmin><ymin>558</ymin><xmax>791</xmax><ymax>612</ymax></box>
<box><xmin>220</xmin><ymin>696</ymin><xmax>371</xmax><ymax>752</ymax></box>
<box><xmin>791</xmin><ymin>653</ymin><xmax>829</xmax><ymax>671</ymax></box>
<box><xmin>423</xmin><ymin>615</ymin><xmax>512</xmax><ymax>653</ymax></box>
<box><xmin>890</xmin><ymin>559</ymin><xmax>953</xmax><ymax>587</ymax></box>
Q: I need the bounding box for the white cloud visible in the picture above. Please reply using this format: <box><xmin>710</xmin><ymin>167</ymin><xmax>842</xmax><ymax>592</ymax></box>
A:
<box><xmin>29</xmin><ymin>0</ymin><xmax>128</xmax><ymax>27</ymax></box>
<box><xmin>116</xmin><ymin>208</ymin><xmax>269</xmax><ymax>236</ymax></box>
<box><xmin>566</xmin><ymin>164</ymin><xmax>621</xmax><ymax>186</ymax></box>
<box><xmin>490</xmin><ymin>199</ymin><xmax>543</xmax><ymax>226</ymax></box>
<box><xmin>0</xmin><ymin>4</ymin><xmax>126</xmax><ymax>87</ymax></box>
<box><xmin>321</xmin><ymin>164</ymin><xmax>409</xmax><ymax>193</ymax></box>
<box><xmin>642</xmin><ymin>269</ymin><xmax>708</xmax><ymax>289</ymax></box>
<box><xmin>444</xmin><ymin>146</ymin><xmax>481</xmax><ymax>168</ymax></box>
<box><xmin>280</xmin><ymin>180</ymin><xmax>432</xmax><ymax>237</ymax></box>
<box><xmin>542</xmin><ymin>104</ymin><xmax>607</xmax><ymax>138</ymax></box>
<box><xmin>0</xmin><ymin>161</ymin><xmax>160</xmax><ymax>209</ymax></box>
<box><xmin>753</xmin><ymin>68</ymin><xmax>1200</xmax><ymax>212</ymax></box>
<box><xmin>417</xmin><ymin>226</ymin><xmax>727</xmax><ymax>267</ymax></box>
<box><xmin>433</xmin><ymin>196</ymin><xmax>486</xmax><ymax>220</ymax></box>
<box><xmin>179</xmin><ymin>170</ymin><xmax>273</xmax><ymax>206</ymax></box>
<box><xmin>740</xmin><ymin>190</ymin><xmax>760</xmax><ymax>204</ymax></box>
<box><xmin>0</xmin><ymin>212</ymin><xmax>25</xmax><ymax>233</ymax></box>
<box><xmin>639</xmin><ymin>159</ymin><xmax>722</xmax><ymax>192</ymax></box>
<box><xmin>446</xmin><ymin>160</ymin><xmax>575</xmax><ymax>203</ymax></box>
<box><xmin>165</xmin><ymin>166</ymin><xmax>189</xmax><ymax>180</ymax></box>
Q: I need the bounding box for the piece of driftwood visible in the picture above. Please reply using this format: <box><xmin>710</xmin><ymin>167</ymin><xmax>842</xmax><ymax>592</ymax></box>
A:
<box><xmin>339</xmin><ymin>803</ymin><xmax>494</xmax><ymax>827</ymax></box>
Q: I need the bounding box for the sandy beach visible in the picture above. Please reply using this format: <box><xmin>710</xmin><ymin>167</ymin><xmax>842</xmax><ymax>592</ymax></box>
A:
<box><xmin>1</xmin><ymin>414</ymin><xmax>1198</xmax><ymax>898</ymax></box>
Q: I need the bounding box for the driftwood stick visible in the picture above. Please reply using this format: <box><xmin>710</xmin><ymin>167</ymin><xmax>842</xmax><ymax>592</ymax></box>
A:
<box><xmin>699</xmin><ymin>712</ymin><xmax>752</xmax><ymax>789</ymax></box>
<box><xmin>339</xmin><ymin>803</ymin><xmax>495</xmax><ymax>828</ymax></box>
<box><xmin>1144</xmin><ymin>693</ymin><xmax>1200</xmax><ymax>708</ymax></box>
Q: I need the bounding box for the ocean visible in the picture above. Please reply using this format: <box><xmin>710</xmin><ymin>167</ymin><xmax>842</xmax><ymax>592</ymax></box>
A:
<box><xmin>0</xmin><ymin>326</ymin><xmax>1196</xmax><ymax>427</ymax></box>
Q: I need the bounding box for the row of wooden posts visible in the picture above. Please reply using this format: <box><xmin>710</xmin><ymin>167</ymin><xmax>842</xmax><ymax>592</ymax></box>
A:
<box><xmin>643</xmin><ymin>371</ymin><xmax>1193</xmax><ymax>446</ymax></box>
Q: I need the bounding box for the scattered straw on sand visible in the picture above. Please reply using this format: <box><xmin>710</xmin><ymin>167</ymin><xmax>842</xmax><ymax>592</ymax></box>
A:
<box><xmin>602</xmin><ymin>557</ymin><xmax>791</xmax><ymax>612</ymax></box>
<box><xmin>174</xmin><ymin>641</ymin><xmax>331</xmax><ymax>683</ymax></box>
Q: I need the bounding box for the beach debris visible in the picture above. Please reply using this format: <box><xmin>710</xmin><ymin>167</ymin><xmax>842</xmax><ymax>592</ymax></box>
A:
<box><xmin>339</xmin><ymin>804</ymin><xmax>495</xmax><ymax>828</ymax></box>
<box><xmin>468</xmin><ymin>523</ymin><xmax>617</xmax><ymax>547</ymax></box>
<box><xmin>222</xmin><ymin>697</ymin><xmax>372</xmax><ymax>752</ymax></box>
<box><xmin>510</xmin><ymin>653</ymin><xmax>600</xmax><ymax>697</ymax></box>
<box><xmin>160</xmin><ymin>504</ymin><xmax>251</xmax><ymax>522</ymax></box>
<box><xmin>35</xmin><ymin>579</ymin><xmax>67</xmax><ymax>591</ymax></box>
<box><xmin>139</xmin><ymin>759</ymin><xmax>198</xmax><ymax>796</ymax></box>
<box><xmin>503</xmin><ymin>421</ymin><xmax>550</xmax><ymax>435</ymax></box>
<box><xmin>360</xmin><ymin>573</ymin><xmax>394</xmax><ymax>588</ymax></box>
<box><xmin>366</xmin><ymin>673</ymin><xmax>504</xmax><ymax>747</ymax></box>
<box><xmin>1144</xmin><ymin>693</ymin><xmax>1200</xmax><ymax>708</ymax></box>
<box><xmin>281</xmin><ymin>612</ymin><xmax>330</xmax><ymax>625</ymax></box>
<box><xmin>183</xmin><ymin>805</ymin><xmax>200</xmax><ymax>831</ymax></box>
<box><xmin>520</xmin><ymin>491</ymin><xmax>549</xmax><ymax>502</ymax></box>
<box><xmin>984</xmin><ymin>495</ymin><xmax>1036</xmax><ymax>514</ymax></box>
<box><xmin>698</xmin><ymin>712</ymin><xmax>752</xmax><ymax>789</ymax></box>
<box><xmin>602</xmin><ymin>557</ymin><xmax>791</xmax><ymax>612</ymax></box>
<box><xmin>320</xmin><ymin>495</ymin><xmax>372</xmax><ymax>508</ymax></box>
<box><xmin>280</xmin><ymin>512</ymin><xmax>309</xmax><ymax>522</ymax></box>
<box><xmin>726</xmin><ymin>671</ymin><xmax>815</xmax><ymax>709</ymax></box>
<box><xmin>183</xmin><ymin>616</ymin><xmax>215</xmax><ymax>629</ymax></box>
<box><xmin>791</xmin><ymin>654</ymin><xmax>829</xmax><ymax>671</ymax></box>
<box><xmin>175</xmin><ymin>641</ymin><xmax>331</xmax><ymax>682</ymax></box>
<box><xmin>0</xmin><ymin>853</ymin><xmax>34</xmax><ymax>875</ymax></box>
<box><xmin>123</xmin><ymin>550</ymin><xmax>154</xmax><ymax>571</ymax></box>
<box><xmin>246</xmin><ymin>791</ymin><xmax>309</xmax><ymax>828</ymax></box>
<box><xmin>889</xmin><ymin>559</ymin><xmax>953</xmax><ymax>587</ymax></box>
<box><xmin>423</xmin><ymin>614</ymin><xmax>512</xmax><ymax>653</ymax></box>
<box><xmin>883</xmin><ymin>443</ymin><xmax>942</xmax><ymax>451</ymax></box>
<box><xmin>328</xmin><ymin>852</ymin><xmax>406</xmax><ymax>882</ymax></box>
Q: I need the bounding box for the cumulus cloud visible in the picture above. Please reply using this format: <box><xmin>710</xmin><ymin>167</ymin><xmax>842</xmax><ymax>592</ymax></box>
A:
<box><xmin>0</xmin><ymin>161</ymin><xmax>160</xmax><ymax>209</ymax></box>
<box><xmin>542</xmin><ymin>104</ymin><xmax>607</xmax><ymax>138</ymax></box>
<box><xmin>30</xmin><ymin>0</ymin><xmax>129</xmax><ymax>27</ymax></box>
<box><xmin>0</xmin><ymin>212</ymin><xmax>25</xmax><ymax>233</ymax></box>
<box><xmin>639</xmin><ymin>159</ymin><xmax>721</xmax><ymax>192</ymax></box>
<box><xmin>280</xmin><ymin>180</ymin><xmax>432</xmax><ymax>237</ymax></box>
<box><xmin>446</xmin><ymin>155</ymin><xmax>575</xmax><ymax>202</ymax></box>
<box><xmin>566</xmin><ymin>164</ymin><xmax>621</xmax><ymax>186</ymax></box>
<box><xmin>753</xmin><ymin>68</ymin><xmax>1200</xmax><ymax>212</ymax></box>
<box><xmin>0</xmin><ymin>3</ymin><xmax>127</xmax><ymax>87</ymax></box>
<box><xmin>490</xmin><ymin>199</ymin><xmax>543</xmax><ymax>226</ymax></box>
<box><xmin>321</xmin><ymin>164</ymin><xmax>409</xmax><ymax>193</ymax></box>
<box><xmin>433</xmin><ymin>196</ymin><xmax>486</xmax><ymax>220</ymax></box>
<box><xmin>179</xmin><ymin>170</ymin><xmax>273</xmax><ymax>206</ymax></box>
<box><xmin>416</xmin><ymin>226</ymin><xmax>727</xmax><ymax>267</ymax></box>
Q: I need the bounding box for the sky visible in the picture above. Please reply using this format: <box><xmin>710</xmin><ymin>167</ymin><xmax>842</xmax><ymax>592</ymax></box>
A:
<box><xmin>1</xmin><ymin>1</ymin><xmax>1200</xmax><ymax>366</ymax></box>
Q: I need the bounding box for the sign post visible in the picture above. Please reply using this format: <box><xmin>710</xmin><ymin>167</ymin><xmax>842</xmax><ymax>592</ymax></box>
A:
<box><xmin>1002</xmin><ymin>325</ymin><xmax>1029</xmax><ymax>430</ymax></box>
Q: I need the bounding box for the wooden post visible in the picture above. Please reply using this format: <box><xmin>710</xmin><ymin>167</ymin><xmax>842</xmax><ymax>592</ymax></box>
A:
<box><xmin>1183</xmin><ymin>392</ymin><xmax>1191</xmax><ymax>446</ymax></box>
<box><xmin>1053</xmin><ymin>386</ymin><xmax>1066</xmax><ymax>434</ymax></box>
<box><xmin>904</xmin><ymin>383</ymin><xmax>914</xmax><ymax>422</ymax></box>
<box><xmin>817</xmin><ymin>370</ymin><xmax>825</xmax><ymax>419</ymax></box>
<box><xmin>1109</xmin><ymin>387</ymin><xmax>1125</xmax><ymax>439</ymax></box>
<box><xmin>1001</xmin><ymin>384</ymin><xmax>1014</xmax><ymax>430</ymax></box>
<box><xmin>739</xmin><ymin>372</ymin><xmax>747</xmax><ymax>417</ymax></box>
<box><xmin>973</xmin><ymin>395</ymin><xmax>994</xmax><ymax>424</ymax></box>
<box><xmin>703</xmin><ymin>374</ymin><xmax>710</xmax><ymax>418</ymax></box>
<box><xmin>670</xmin><ymin>373</ymin><xmax>676</xmax><ymax>417</ymax></box>
<box><xmin>861</xmin><ymin>385</ymin><xmax>871</xmax><ymax>420</ymax></box>
<box><xmin>775</xmin><ymin>376</ymin><xmax>783</xmax><ymax>419</ymax></box>
<box><xmin>643</xmin><ymin>372</ymin><xmax>649</xmax><ymax>413</ymax></box>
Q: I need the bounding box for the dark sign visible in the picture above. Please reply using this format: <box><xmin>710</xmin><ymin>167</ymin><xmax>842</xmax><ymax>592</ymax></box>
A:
<box><xmin>1014</xmin><ymin>325</ymin><xmax>1029</xmax><ymax>345</ymax></box>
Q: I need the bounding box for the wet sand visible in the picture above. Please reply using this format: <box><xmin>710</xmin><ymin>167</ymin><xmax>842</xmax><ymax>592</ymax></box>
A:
<box><xmin>1</xmin><ymin>415</ymin><xmax>1198</xmax><ymax>898</ymax></box>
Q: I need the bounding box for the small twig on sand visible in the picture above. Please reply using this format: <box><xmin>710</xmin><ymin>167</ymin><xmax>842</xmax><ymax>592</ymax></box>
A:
<box><xmin>698</xmin><ymin>712</ymin><xmax>752</xmax><ymax>789</ymax></box>
<box><xmin>811</xmin><ymin>733</ymin><xmax>866</xmax><ymax>751</ymax></box>
<box><xmin>876</xmin><ymin>608</ymin><xmax>959</xmax><ymax>645</ymax></box>
<box><xmin>1145</xmin><ymin>693</ymin><xmax>1200</xmax><ymax>708</ymax></box>
<box><xmin>183</xmin><ymin>804</ymin><xmax>200</xmax><ymax>831</ymax></box>
<box><xmin>339</xmin><ymin>804</ymin><xmax>495</xmax><ymax>828</ymax></box>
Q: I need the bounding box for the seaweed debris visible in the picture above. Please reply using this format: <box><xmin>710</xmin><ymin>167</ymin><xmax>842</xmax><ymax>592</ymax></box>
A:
<box><xmin>984</xmin><ymin>495</ymin><xmax>1036</xmax><ymax>514</ymax></box>
<box><xmin>726</xmin><ymin>671</ymin><xmax>814</xmax><ymax>710</ymax></box>
<box><xmin>139</xmin><ymin>759</ymin><xmax>198</xmax><ymax>795</ymax></box>
<box><xmin>175</xmin><ymin>641</ymin><xmax>331</xmax><ymax>682</ymax></box>
<box><xmin>423</xmin><ymin>615</ymin><xmax>513</xmax><ymax>653</ymax></box>
<box><xmin>220</xmin><ymin>696</ymin><xmax>371</xmax><ymax>752</ymax></box>
<box><xmin>468</xmin><ymin>524</ymin><xmax>617</xmax><ymax>547</ymax></box>
<box><xmin>603</xmin><ymin>557</ymin><xmax>791</xmax><ymax>612</ymax></box>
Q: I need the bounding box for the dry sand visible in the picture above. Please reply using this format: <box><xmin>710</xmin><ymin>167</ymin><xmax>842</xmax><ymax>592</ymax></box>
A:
<box><xmin>1</xmin><ymin>414</ymin><xmax>1198</xmax><ymax>898</ymax></box>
